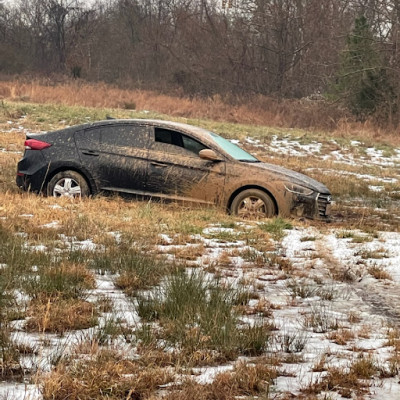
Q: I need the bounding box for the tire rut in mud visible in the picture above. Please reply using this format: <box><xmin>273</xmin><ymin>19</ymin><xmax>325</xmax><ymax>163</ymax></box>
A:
<box><xmin>316</xmin><ymin>240</ymin><xmax>400</xmax><ymax>327</ymax></box>
<box><xmin>355</xmin><ymin>281</ymin><xmax>400</xmax><ymax>327</ymax></box>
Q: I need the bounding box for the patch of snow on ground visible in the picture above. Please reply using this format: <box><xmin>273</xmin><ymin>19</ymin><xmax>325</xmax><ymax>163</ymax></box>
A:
<box><xmin>48</xmin><ymin>204</ymin><xmax>63</xmax><ymax>210</ymax></box>
<box><xmin>323</xmin><ymin>230</ymin><xmax>400</xmax><ymax>283</ymax></box>
<box><xmin>192</xmin><ymin>365</ymin><xmax>234</xmax><ymax>384</ymax></box>
<box><xmin>29</xmin><ymin>244</ymin><xmax>47</xmax><ymax>252</ymax></box>
<box><xmin>306</xmin><ymin>168</ymin><xmax>399</xmax><ymax>184</ymax></box>
<box><xmin>108</xmin><ymin>231</ymin><xmax>122</xmax><ymax>244</ymax></box>
<box><xmin>91</xmin><ymin>274</ymin><xmax>140</xmax><ymax>327</ymax></box>
<box><xmin>0</xmin><ymin>383</ymin><xmax>41</xmax><ymax>400</ymax></box>
<box><xmin>369</xmin><ymin>185</ymin><xmax>384</xmax><ymax>192</ymax></box>
<box><xmin>266</xmin><ymin>136</ymin><xmax>322</xmax><ymax>157</ymax></box>
<box><xmin>59</xmin><ymin>234</ymin><xmax>99</xmax><ymax>251</ymax></box>
<box><xmin>328</xmin><ymin>150</ymin><xmax>358</xmax><ymax>165</ymax></box>
<box><xmin>0</xmin><ymin>147</ymin><xmax>22</xmax><ymax>154</ymax></box>
<box><xmin>244</xmin><ymin>135</ymin><xmax>400</xmax><ymax>173</ymax></box>
<box><xmin>41</xmin><ymin>221</ymin><xmax>60</xmax><ymax>229</ymax></box>
<box><xmin>366</xmin><ymin>147</ymin><xmax>400</xmax><ymax>167</ymax></box>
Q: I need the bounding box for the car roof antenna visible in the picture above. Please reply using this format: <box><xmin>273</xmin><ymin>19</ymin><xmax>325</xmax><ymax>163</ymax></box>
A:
<box><xmin>106</xmin><ymin>115</ymin><xmax>115</xmax><ymax>120</ymax></box>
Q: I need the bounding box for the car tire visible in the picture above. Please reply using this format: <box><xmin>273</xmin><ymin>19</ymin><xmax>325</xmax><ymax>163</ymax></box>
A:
<box><xmin>231</xmin><ymin>189</ymin><xmax>276</xmax><ymax>219</ymax></box>
<box><xmin>47</xmin><ymin>170</ymin><xmax>90</xmax><ymax>198</ymax></box>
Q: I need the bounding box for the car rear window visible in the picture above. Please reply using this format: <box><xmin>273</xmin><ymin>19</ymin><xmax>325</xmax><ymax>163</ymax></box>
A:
<box><xmin>101</xmin><ymin>125</ymin><xmax>148</xmax><ymax>148</ymax></box>
<box><xmin>77</xmin><ymin>125</ymin><xmax>149</xmax><ymax>148</ymax></box>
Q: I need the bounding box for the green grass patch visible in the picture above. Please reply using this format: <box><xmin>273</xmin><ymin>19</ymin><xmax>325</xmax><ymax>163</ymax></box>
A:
<box><xmin>0</xmin><ymin>222</ymin><xmax>53</xmax><ymax>284</ymax></box>
<box><xmin>22</xmin><ymin>263</ymin><xmax>95</xmax><ymax>301</ymax></box>
<box><xmin>95</xmin><ymin>247</ymin><xmax>176</xmax><ymax>295</ymax></box>
<box><xmin>0</xmin><ymin>101</ymin><xmax>157</xmax><ymax>132</ymax></box>
<box><xmin>136</xmin><ymin>270</ymin><xmax>271</xmax><ymax>363</ymax></box>
<box><xmin>258</xmin><ymin>218</ymin><xmax>293</xmax><ymax>241</ymax></box>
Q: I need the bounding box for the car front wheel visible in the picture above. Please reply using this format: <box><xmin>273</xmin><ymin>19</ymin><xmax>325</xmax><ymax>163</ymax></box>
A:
<box><xmin>47</xmin><ymin>170</ymin><xmax>90</xmax><ymax>198</ymax></box>
<box><xmin>231</xmin><ymin>189</ymin><xmax>276</xmax><ymax>219</ymax></box>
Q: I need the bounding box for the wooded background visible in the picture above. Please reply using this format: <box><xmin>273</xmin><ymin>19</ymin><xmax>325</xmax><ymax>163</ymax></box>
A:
<box><xmin>1</xmin><ymin>0</ymin><xmax>400</xmax><ymax>126</ymax></box>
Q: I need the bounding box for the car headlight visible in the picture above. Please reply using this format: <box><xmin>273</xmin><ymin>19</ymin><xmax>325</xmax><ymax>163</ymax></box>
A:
<box><xmin>284</xmin><ymin>182</ymin><xmax>314</xmax><ymax>196</ymax></box>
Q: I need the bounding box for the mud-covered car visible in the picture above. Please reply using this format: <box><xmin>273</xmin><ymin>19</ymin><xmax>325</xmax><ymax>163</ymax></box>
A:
<box><xmin>16</xmin><ymin>119</ymin><xmax>332</xmax><ymax>219</ymax></box>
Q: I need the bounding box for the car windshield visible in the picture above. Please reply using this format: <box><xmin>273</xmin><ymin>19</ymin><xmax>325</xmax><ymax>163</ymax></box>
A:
<box><xmin>209</xmin><ymin>132</ymin><xmax>259</xmax><ymax>162</ymax></box>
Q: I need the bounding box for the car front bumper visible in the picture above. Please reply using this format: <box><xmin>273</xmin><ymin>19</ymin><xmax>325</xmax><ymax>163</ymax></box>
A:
<box><xmin>290</xmin><ymin>192</ymin><xmax>332</xmax><ymax>220</ymax></box>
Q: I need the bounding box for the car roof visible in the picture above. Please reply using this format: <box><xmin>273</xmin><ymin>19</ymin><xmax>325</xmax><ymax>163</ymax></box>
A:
<box><xmin>72</xmin><ymin>119</ymin><xmax>218</xmax><ymax>148</ymax></box>
<box><xmin>35</xmin><ymin>119</ymin><xmax>236</xmax><ymax>161</ymax></box>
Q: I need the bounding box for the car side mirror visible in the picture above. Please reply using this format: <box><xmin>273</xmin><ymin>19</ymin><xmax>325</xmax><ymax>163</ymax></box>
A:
<box><xmin>199</xmin><ymin>149</ymin><xmax>223</xmax><ymax>162</ymax></box>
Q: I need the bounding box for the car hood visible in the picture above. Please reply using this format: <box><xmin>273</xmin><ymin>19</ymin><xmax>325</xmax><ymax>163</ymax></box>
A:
<box><xmin>247</xmin><ymin>162</ymin><xmax>330</xmax><ymax>194</ymax></box>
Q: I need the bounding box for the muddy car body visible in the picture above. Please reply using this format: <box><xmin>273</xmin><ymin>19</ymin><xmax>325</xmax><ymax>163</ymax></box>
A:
<box><xmin>16</xmin><ymin>119</ymin><xmax>332</xmax><ymax>219</ymax></box>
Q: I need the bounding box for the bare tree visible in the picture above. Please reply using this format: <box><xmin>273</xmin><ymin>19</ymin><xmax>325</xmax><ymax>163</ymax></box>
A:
<box><xmin>1</xmin><ymin>0</ymin><xmax>399</xmax><ymax>126</ymax></box>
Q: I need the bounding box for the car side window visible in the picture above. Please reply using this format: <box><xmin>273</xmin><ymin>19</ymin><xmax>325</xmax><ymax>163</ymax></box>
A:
<box><xmin>155</xmin><ymin>128</ymin><xmax>183</xmax><ymax>147</ymax></box>
<box><xmin>182</xmin><ymin>135</ymin><xmax>207</xmax><ymax>154</ymax></box>
<box><xmin>75</xmin><ymin>128</ymin><xmax>101</xmax><ymax>148</ymax></box>
<box><xmin>101</xmin><ymin>125</ymin><xmax>148</xmax><ymax>148</ymax></box>
<box><xmin>153</xmin><ymin>128</ymin><xmax>207</xmax><ymax>155</ymax></box>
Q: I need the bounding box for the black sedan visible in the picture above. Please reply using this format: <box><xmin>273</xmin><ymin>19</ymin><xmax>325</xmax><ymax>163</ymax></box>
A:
<box><xmin>16</xmin><ymin>119</ymin><xmax>332</xmax><ymax>219</ymax></box>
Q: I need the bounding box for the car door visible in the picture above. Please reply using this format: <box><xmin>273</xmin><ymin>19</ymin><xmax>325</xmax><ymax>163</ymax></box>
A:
<box><xmin>74</xmin><ymin>123</ymin><xmax>150</xmax><ymax>192</ymax></box>
<box><xmin>146</xmin><ymin>127</ymin><xmax>226</xmax><ymax>204</ymax></box>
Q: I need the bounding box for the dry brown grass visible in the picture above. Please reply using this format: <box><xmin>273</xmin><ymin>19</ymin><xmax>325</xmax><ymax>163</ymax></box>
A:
<box><xmin>327</xmin><ymin>328</ymin><xmax>356</xmax><ymax>345</ymax></box>
<box><xmin>350</xmin><ymin>356</ymin><xmax>379</xmax><ymax>379</ymax></box>
<box><xmin>251</xmin><ymin>299</ymin><xmax>274</xmax><ymax>317</ymax></box>
<box><xmin>0</xmin><ymin>333</ymin><xmax>24</xmax><ymax>380</ymax></box>
<box><xmin>25</xmin><ymin>298</ymin><xmax>97</xmax><ymax>333</ymax></box>
<box><xmin>386</xmin><ymin>328</ymin><xmax>400</xmax><ymax>352</ymax></box>
<box><xmin>0</xmin><ymin>131</ymin><xmax>23</xmax><ymax>150</ymax></box>
<box><xmin>23</xmin><ymin>263</ymin><xmax>96</xmax><ymax>302</ymax></box>
<box><xmin>113</xmin><ymin>251</ymin><xmax>174</xmax><ymax>296</ymax></box>
<box><xmin>41</xmin><ymin>349</ymin><xmax>174</xmax><ymax>400</ymax></box>
<box><xmin>135</xmin><ymin>338</ymin><xmax>234</xmax><ymax>368</ymax></box>
<box><xmin>304</xmin><ymin>355</ymin><xmax>382</xmax><ymax>398</ymax></box>
<box><xmin>171</xmin><ymin>244</ymin><xmax>205</xmax><ymax>261</ymax></box>
<box><xmin>0</xmin><ymin>140</ymin><xmax>21</xmax><ymax>196</ymax></box>
<box><xmin>348</xmin><ymin>311</ymin><xmax>362</xmax><ymax>324</ymax></box>
<box><xmin>161</xmin><ymin>361</ymin><xmax>276</xmax><ymax>400</ymax></box>
<box><xmin>303</xmin><ymin>366</ymin><xmax>369</xmax><ymax>398</ymax></box>
<box><xmin>216</xmin><ymin>251</ymin><xmax>232</xmax><ymax>267</ymax></box>
<box><xmin>368</xmin><ymin>265</ymin><xmax>393</xmax><ymax>280</ymax></box>
<box><xmin>2</xmin><ymin>78</ymin><xmax>400</xmax><ymax>140</ymax></box>
<box><xmin>0</xmin><ymin>191</ymin><xmax>202</xmax><ymax>245</ymax></box>
<box><xmin>312</xmin><ymin>355</ymin><xmax>328</xmax><ymax>373</ymax></box>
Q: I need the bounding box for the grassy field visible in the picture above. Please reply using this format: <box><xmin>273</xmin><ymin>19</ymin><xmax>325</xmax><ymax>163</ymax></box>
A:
<box><xmin>1</xmin><ymin>99</ymin><xmax>400</xmax><ymax>399</ymax></box>
<box><xmin>3</xmin><ymin>78</ymin><xmax>400</xmax><ymax>138</ymax></box>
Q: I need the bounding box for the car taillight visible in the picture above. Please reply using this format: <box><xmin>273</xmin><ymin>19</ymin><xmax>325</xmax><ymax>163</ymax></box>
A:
<box><xmin>24</xmin><ymin>139</ymin><xmax>52</xmax><ymax>150</ymax></box>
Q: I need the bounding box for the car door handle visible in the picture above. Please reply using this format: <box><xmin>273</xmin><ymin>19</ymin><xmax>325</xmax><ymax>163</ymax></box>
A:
<box><xmin>151</xmin><ymin>162</ymin><xmax>167</xmax><ymax>168</ymax></box>
<box><xmin>82</xmin><ymin>150</ymin><xmax>99</xmax><ymax>156</ymax></box>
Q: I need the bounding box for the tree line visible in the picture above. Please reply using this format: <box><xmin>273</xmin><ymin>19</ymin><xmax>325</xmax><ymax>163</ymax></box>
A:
<box><xmin>1</xmin><ymin>0</ymin><xmax>400</xmax><ymax>125</ymax></box>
